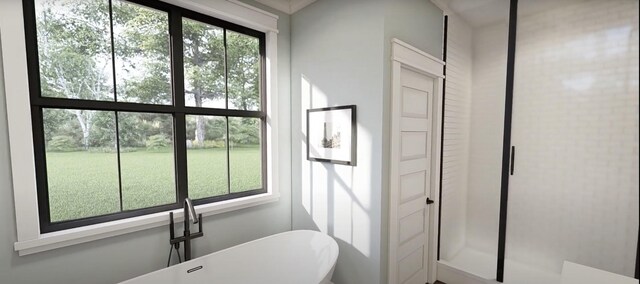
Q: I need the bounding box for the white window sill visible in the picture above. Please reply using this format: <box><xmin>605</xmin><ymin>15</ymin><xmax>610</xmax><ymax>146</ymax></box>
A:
<box><xmin>14</xmin><ymin>193</ymin><xmax>279</xmax><ymax>256</ymax></box>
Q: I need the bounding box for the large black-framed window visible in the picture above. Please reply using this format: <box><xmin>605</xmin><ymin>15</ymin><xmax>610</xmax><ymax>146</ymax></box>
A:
<box><xmin>23</xmin><ymin>0</ymin><xmax>267</xmax><ymax>233</ymax></box>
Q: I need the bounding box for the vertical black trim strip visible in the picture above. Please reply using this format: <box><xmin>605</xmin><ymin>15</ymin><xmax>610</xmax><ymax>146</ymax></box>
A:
<box><xmin>496</xmin><ymin>0</ymin><xmax>519</xmax><ymax>281</ymax></box>
<box><xmin>224</xmin><ymin>29</ymin><xmax>229</xmax><ymax>109</ymax></box>
<box><xmin>22</xmin><ymin>0</ymin><xmax>51</xmax><ymax>230</ymax></box>
<box><xmin>437</xmin><ymin>15</ymin><xmax>448</xmax><ymax>262</ymax></box>
<box><xmin>636</xmin><ymin>231</ymin><xmax>640</xmax><ymax>279</ymax></box>
<box><xmin>108</xmin><ymin>0</ymin><xmax>123</xmax><ymax>211</ymax></box>
<box><xmin>32</xmin><ymin>108</ymin><xmax>50</xmax><ymax>229</ymax></box>
<box><xmin>223</xmin><ymin>29</ymin><xmax>232</xmax><ymax>194</ymax></box>
<box><xmin>170</xmin><ymin>9</ymin><xmax>188</xmax><ymax>203</ymax></box>
<box><xmin>226</xmin><ymin>117</ymin><xmax>231</xmax><ymax>194</ymax></box>
<box><xmin>259</xmin><ymin>31</ymin><xmax>267</xmax><ymax>193</ymax></box>
<box><xmin>21</xmin><ymin>0</ymin><xmax>40</xmax><ymax>101</ymax></box>
<box><xmin>108</xmin><ymin>0</ymin><xmax>118</xmax><ymax>103</ymax></box>
<box><xmin>115</xmin><ymin>112</ymin><xmax>123</xmax><ymax>211</ymax></box>
<box><xmin>175</xmin><ymin>112</ymin><xmax>187</xmax><ymax>202</ymax></box>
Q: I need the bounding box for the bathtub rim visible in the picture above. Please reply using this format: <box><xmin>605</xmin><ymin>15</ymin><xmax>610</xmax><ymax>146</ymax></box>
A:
<box><xmin>120</xmin><ymin>229</ymin><xmax>339</xmax><ymax>284</ymax></box>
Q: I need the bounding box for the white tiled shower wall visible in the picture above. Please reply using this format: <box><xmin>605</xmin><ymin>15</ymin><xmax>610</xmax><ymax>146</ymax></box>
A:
<box><xmin>439</xmin><ymin>13</ymin><xmax>473</xmax><ymax>261</ymax></box>
<box><xmin>505</xmin><ymin>0</ymin><xmax>639</xmax><ymax>277</ymax></box>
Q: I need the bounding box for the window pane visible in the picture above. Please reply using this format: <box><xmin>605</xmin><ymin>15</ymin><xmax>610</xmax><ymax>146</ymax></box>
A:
<box><xmin>183</xmin><ymin>18</ymin><xmax>226</xmax><ymax>108</ymax></box>
<box><xmin>186</xmin><ymin>115</ymin><xmax>228</xmax><ymax>199</ymax></box>
<box><xmin>229</xmin><ymin>117</ymin><xmax>262</xmax><ymax>192</ymax></box>
<box><xmin>44</xmin><ymin>109</ymin><xmax>119</xmax><ymax>222</ymax></box>
<box><xmin>227</xmin><ymin>31</ymin><xmax>260</xmax><ymax>111</ymax></box>
<box><xmin>113</xmin><ymin>1</ymin><xmax>171</xmax><ymax>105</ymax></box>
<box><xmin>118</xmin><ymin>112</ymin><xmax>176</xmax><ymax>210</ymax></box>
<box><xmin>35</xmin><ymin>0</ymin><xmax>114</xmax><ymax>101</ymax></box>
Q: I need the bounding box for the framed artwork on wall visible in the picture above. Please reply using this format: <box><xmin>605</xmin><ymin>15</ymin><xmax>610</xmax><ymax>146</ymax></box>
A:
<box><xmin>306</xmin><ymin>105</ymin><xmax>357</xmax><ymax>166</ymax></box>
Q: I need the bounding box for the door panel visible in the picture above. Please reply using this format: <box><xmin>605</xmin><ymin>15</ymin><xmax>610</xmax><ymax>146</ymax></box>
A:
<box><xmin>400</xmin><ymin>171</ymin><xmax>426</xmax><ymax>203</ymax></box>
<box><xmin>399</xmin><ymin>210</ymin><xmax>425</xmax><ymax>243</ymax></box>
<box><xmin>391</xmin><ymin>63</ymin><xmax>436</xmax><ymax>284</ymax></box>
<box><xmin>402</xmin><ymin>87</ymin><xmax>429</xmax><ymax>117</ymax></box>
<box><xmin>399</xmin><ymin>247</ymin><xmax>426</xmax><ymax>284</ymax></box>
<box><xmin>389</xmin><ymin>39</ymin><xmax>443</xmax><ymax>284</ymax></box>
<box><xmin>401</xmin><ymin>132</ymin><xmax>428</xmax><ymax>159</ymax></box>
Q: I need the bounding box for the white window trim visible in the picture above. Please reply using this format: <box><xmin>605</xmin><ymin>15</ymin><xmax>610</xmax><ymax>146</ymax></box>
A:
<box><xmin>0</xmin><ymin>0</ymin><xmax>280</xmax><ymax>256</ymax></box>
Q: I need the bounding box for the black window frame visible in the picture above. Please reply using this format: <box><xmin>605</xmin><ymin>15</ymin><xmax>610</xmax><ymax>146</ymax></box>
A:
<box><xmin>22</xmin><ymin>0</ymin><xmax>268</xmax><ymax>233</ymax></box>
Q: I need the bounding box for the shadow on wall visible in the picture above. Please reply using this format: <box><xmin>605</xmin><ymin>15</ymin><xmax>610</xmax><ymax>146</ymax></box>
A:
<box><xmin>296</xmin><ymin>74</ymin><xmax>378</xmax><ymax>283</ymax></box>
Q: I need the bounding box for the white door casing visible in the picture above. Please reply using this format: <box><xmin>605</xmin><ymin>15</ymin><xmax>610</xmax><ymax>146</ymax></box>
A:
<box><xmin>389</xmin><ymin>39</ymin><xmax>444</xmax><ymax>284</ymax></box>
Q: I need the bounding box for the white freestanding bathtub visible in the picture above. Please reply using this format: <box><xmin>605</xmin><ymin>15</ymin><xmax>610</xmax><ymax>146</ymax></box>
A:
<box><xmin>120</xmin><ymin>230</ymin><xmax>339</xmax><ymax>284</ymax></box>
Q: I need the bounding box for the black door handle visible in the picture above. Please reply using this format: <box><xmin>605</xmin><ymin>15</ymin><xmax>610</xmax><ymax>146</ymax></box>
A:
<box><xmin>426</xmin><ymin>198</ymin><xmax>434</xmax><ymax>205</ymax></box>
<box><xmin>510</xmin><ymin>146</ymin><xmax>515</xmax><ymax>175</ymax></box>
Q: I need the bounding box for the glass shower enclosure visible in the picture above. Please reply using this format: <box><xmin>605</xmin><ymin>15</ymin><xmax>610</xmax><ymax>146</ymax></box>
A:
<box><xmin>438</xmin><ymin>0</ymin><xmax>639</xmax><ymax>282</ymax></box>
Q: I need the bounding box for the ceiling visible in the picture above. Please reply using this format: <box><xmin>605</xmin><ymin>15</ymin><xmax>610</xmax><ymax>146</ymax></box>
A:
<box><xmin>446</xmin><ymin>0</ymin><xmax>509</xmax><ymax>27</ymax></box>
<box><xmin>255</xmin><ymin>0</ymin><xmax>317</xmax><ymax>14</ymax></box>
<box><xmin>441</xmin><ymin>0</ymin><xmax>584</xmax><ymax>27</ymax></box>
<box><xmin>256</xmin><ymin>0</ymin><xmax>582</xmax><ymax>24</ymax></box>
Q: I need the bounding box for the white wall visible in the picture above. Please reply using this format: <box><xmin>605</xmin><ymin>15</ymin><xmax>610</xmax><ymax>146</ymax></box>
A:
<box><xmin>438</xmin><ymin>12</ymin><xmax>473</xmax><ymax>261</ymax></box>
<box><xmin>506</xmin><ymin>0</ymin><xmax>639</xmax><ymax>276</ymax></box>
<box><xmin>0</xmin><ymin>1</ymin><xmax>292</xmax><ymax>283</ymax></box>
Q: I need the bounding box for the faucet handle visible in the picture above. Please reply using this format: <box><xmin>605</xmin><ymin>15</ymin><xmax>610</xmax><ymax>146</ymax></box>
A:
<box><xmin>185</xmin><ymin>198</ymin><xmax>198</xmax><ymax>224</ymax></box>
<box><xmin>197</xmin><ymin>214</ymin><xmax>203</xmax><ymax>233</ymax></box>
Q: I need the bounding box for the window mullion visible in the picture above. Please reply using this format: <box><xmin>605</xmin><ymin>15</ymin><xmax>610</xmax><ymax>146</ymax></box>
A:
<box><xmin>114</xmin><ymin>112</ymin><xmax>124</xmax><ymax>212</ymax></box>
<box><xmin>107</xmin><ymin>0</ymin><xmax>124</xmax><ymax>212</ymax></box>
<box><xmin>170</xmin><ymin>8</ymin><xmax>188</xmax><ymax>203</ymax></box>
<box><xmin>22</xmin><ymin>0</ymin><xmax>51</xmax><ymax>231</ymax></box>
<box><xmin>108</xmin><ymin>0</ymin><xmax>118</xmax><ymax>103</ymax></box>
<box><xmin>260</xmin><ymin>31</ymin><xmax>267</xmax><ymax>191</ymax></box>
<box><xmin>224</xmin><ymin>29</ymin><xmax>231</xmax><ymax>195</ymax></box>
<box><xmin>224</xmin><ymin>29</ymin><xmax>229</xmax><ymax>109</ymax></box>
<box><xmin>226</xmin><ymin>116</ymin><xmax>231</xmax><ymax>195</ymax></box>
<box><xmin>32</xmin><ymin>107</ymin><xmax>51</xmax><ymax>231</ymax></box>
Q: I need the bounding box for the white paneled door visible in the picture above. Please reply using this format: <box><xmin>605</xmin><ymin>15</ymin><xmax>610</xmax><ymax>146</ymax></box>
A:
<box><xmin>389</xmin><ymin>39</ymin><xmax>444</xmax><ymax>284</ymax></box>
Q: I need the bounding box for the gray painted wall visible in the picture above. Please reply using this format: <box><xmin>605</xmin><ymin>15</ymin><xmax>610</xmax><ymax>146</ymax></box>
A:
<box><xmin>381</xmin><ymin>2</ymin><xmax>443</xmax><ymax>282</ymax></box>
<box><xmin>383</xmin><ymin>0</ymin><xmax>444</xmax><ymax>58</ymax></box>
<box><xmin>291</xmin><ymin>1</ymin><xmax>442</xmax><ymax>283</ymax></box>
<box><xmin>0</xmin><ymin>2</ymin><xmax>292</xmax><ymax>283</ymax></box>
<box><xmin>291</xmin><ymin>1</ymin><xmax>386</xmax><ymax>283</ymax></box>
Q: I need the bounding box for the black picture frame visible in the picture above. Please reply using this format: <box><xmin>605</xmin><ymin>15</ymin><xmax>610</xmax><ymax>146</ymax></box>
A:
<box><xmin>306</xmin><ymin>105</ymin><xmax>357</xmax><ymax>166</ymax></box>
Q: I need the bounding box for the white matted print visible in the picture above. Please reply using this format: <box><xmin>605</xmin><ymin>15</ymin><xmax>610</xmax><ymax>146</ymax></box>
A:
<box><xmin>307</xmin><ymin>105</ymin><xmax>357</xmax><ymax>165</ymax></box>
